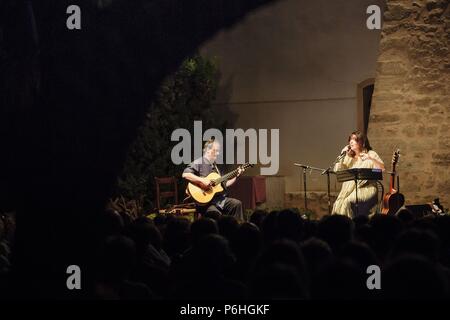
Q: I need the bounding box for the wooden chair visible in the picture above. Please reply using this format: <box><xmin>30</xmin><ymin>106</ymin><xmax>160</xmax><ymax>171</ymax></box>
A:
<box><xmin>154</xmin><ymin>176</ymin><xmax>178</xmax><ymax>211</ymax></box>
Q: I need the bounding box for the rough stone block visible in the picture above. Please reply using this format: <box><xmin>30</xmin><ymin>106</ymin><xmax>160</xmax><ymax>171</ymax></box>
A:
<box><xmin>379</xmin><ymin>61</ymin><xmax>408</xmax><ymax>75</ymax></box>
<box><xmin>415</xmin><ymin>97</ymin><xmax>432</xmax><ymax>107</ymax></box>
<box><xmin>426</xmin><ymin>0</ymin><xmax>447</xmax><ymax>11</ymax></box>
<box><xmin>406</xmin><ymin>113</ymin><xmax>423</xmax><ymax>122</ymax></box>
<box><xmin>417</xmin><ymin>82</ymin><xmax>446</xmax><ymax>94</ymax></box>
<box><xmin>402</xmin><ymin>125</ymin><xmax>416</xmax><ymax>137</ymax></box>
<box><xmin>429</xmin><ymin>106</ymin><xmax>445</xmax><ymax>114</ymax></box>
<box><xmin>430</xmin><ymin>115</ymin><xmax>445</xmax><ymax>123</ymax></box>
<box><xmin>431</xmin><ymin>152</ymin><xmax>450</xmax><ymax>165</ymax></box>
<box><xmin>440</xmin><ymin>124</ymin><xmax>450</xmax><ymax>134</ymax></box>
<box><xmin>372</xmin><ymin>92</ymin><xmax>404</xmax><ymax>102</ymax></box>
<box><xmin>417</xmin><ymin>125</ymin><xmax>439</xmax><ymax>136</ymax></box>
<box><xmin>385</xmin><ymin>4</ymin><xmax>415</xmax><ymax>21</ymax></box>
<box><xmin>370</xmin><ymin>113</ymin><xmax>401</xmax><ymax>123</ymax></box>
<box><xmin>380</xmin><ymin>36</ymin><xmax>411</xmax><ymax>51</ymax></box>
<box><xmin>414</xmin><ymin>24</ymin><xmax>439</xmax><ymax>32</ymax></box>
<box><xmin>441</xmin><ymin>138</ymin><xmax>450</xmax><ymax>149</ymax></box>
<box><xmin>437</xmin><ymin>179</ymin><xmax>450</xmax><ymax>194</ymax></box>
<box><xmin>406</xmin><ymin>138</ymin><xmax>437</xmax><ymax>151</ymax></box>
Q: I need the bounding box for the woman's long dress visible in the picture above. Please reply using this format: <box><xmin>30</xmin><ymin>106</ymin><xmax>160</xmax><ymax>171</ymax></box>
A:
<box><xmin>332</xmin><ymin>150</ymin><xmax>384</xmax><ymax>218</ymax></box>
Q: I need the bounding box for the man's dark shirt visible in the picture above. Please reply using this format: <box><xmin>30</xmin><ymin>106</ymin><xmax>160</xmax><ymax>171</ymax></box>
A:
<box><xmin>183</xmin><ymin>156</ymin><xmax>227</xmax><ymax>208</ymax></box>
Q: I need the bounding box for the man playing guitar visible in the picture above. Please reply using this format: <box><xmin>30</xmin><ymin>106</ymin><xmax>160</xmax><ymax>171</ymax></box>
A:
<box><xmin>182</xmin><ymin>138</ymin><xmax>244</xmax><ymax>221</ymax></box>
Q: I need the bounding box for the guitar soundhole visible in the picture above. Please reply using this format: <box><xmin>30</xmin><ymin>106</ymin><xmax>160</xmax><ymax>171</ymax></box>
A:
<box><xmin>202</xmin><ymin>189</ymin><xmax>213</xmax><ymax>195</ymax></box>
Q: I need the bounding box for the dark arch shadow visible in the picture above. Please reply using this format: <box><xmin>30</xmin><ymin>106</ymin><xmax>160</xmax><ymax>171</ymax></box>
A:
<box><xmin>0</xmin><ymin>0</ymin><xmax>278</xmax><ymax>298</ymax></box>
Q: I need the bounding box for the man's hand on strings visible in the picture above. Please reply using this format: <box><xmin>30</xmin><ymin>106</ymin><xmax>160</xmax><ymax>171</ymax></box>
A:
<box><xmin>199</xmin><ymin>177</ymin><xmax>212</xmax><ymax>190</ymax></box>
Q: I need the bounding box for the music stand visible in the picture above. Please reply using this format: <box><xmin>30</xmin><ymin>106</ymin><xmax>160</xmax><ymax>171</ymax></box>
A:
<box><xmin>335</xmin><ymin>168</ymin><xmax>383</xmax><ymax>216</ymax></box>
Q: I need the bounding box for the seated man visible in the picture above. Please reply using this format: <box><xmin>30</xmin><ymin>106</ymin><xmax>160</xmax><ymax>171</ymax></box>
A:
<box><xmin>182</xmin><ymin>139</ymin><xmax>244</xmax><ymax>222</ymax></box>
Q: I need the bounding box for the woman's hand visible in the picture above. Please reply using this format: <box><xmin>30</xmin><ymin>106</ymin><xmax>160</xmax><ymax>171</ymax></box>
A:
<box><xmin>341</xmin><ymin>145</ymin><xmax>350</xmax><ymax>155</ymax></box>
<box><xmin>360</xmin><ymin>152</ymin><xmax>371</xmax><ymax>161</ymax></box>
<box><xmin>361</xmin><ymin>152</ymin><xmax>385</xmax><ymax>170</ymax></box>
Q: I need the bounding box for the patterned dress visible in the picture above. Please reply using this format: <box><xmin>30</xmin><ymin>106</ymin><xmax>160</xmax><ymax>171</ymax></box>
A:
<box><xmin>332</xmin><ymin>150</ymin><xmax>384</xmax><ymax>217</ymax></box>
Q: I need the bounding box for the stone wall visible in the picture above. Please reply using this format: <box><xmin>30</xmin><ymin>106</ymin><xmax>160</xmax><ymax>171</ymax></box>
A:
<box><xmin>368</xmin><ymin>0</ymin><xmax>450</xmax><ymax>208</ymax></box>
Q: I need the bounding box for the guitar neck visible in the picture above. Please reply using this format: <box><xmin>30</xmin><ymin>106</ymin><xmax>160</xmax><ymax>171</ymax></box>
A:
<box><xmin>389</xmin><ymin>173</ymin><xmax>395</xmax><ymax>193</ymax></box>
<box><xmin>389</xmin><ymin>163</ymin><xmax>397</xmax><ymax>193</ymax></box>
<box><xmin>214</xmin><ymin>168</ymin><xmax>240</xmax><ymax>185</ymax></box>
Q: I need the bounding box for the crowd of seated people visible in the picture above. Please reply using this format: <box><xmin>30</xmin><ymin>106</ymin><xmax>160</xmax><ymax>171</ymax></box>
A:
<box><xmin>1</xmin><ymin>207</ymin><xmax>450</xmax><ymax>299</ymax></box>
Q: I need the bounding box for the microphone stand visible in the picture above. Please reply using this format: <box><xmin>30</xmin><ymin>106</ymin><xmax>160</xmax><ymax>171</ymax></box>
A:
<box><xmin>294</xmin><ymin>163</ymin><xmax>327</xmax><ymax>218</ymax></box>
<box><xmin>293</xmin><ymin>150</ymin><xmax>347</xmax><ymax>217</ymax></box>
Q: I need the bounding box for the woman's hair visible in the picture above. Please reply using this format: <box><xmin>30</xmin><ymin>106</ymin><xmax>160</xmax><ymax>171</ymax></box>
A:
<box><xmin>348</xmin><ymin>130</ymin><xmax>371</xmax><ymax>157</ymax></box>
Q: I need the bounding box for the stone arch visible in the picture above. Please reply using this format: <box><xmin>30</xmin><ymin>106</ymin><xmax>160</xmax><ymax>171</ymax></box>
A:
<box><xmin>357</xmin><ymin>78</ymin><xmax>375</xmax><ymax>134</ymax></box>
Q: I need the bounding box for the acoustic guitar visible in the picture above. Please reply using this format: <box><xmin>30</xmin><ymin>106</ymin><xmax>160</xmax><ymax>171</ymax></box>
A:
<box><xmin>381</xmin><ymin>149</ymin><xmax>405</xmax><ymax>214</ymax></box>
<box><xmin>187</xmin><ymin>163</ymin><xmax>254</xmax><ymax>204</ymax></box>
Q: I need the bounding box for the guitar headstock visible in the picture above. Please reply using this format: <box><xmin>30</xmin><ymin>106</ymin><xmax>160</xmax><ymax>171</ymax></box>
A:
<box><xmin>391</xmin><ymin>149</ymin><xmax>400</xmax><ymax>171</ymax></box>
<box><xmin>392</xmin><ymin>149</ymin><xmax>400</xmax><ymax>163</ymax></box>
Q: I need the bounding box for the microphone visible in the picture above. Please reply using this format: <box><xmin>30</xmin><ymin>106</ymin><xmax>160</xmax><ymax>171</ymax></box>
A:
<box><xmin>337</xmin><ymin>145</ymin><xmax>350</xmax><ymax>160</ymax></box>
